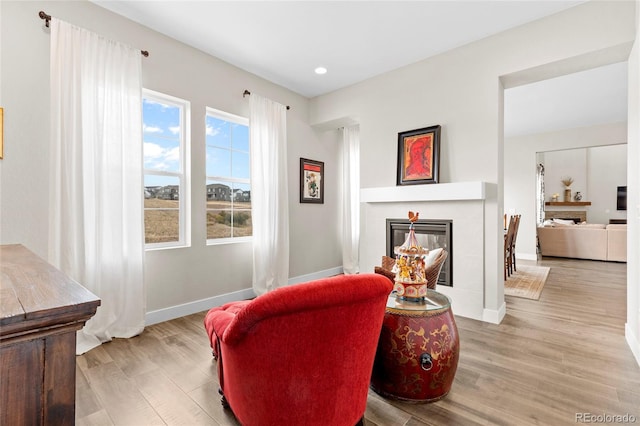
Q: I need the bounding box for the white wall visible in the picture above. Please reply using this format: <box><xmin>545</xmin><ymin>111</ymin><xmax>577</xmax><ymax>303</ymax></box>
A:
<box><xmin>588</xmin><ymin>144</ymin><xmax>628</xmax><ymax>224</ymax></box>
<box><xmin>0</xmin><ymin>1</ymin><xmax>342</xmax><ymax>322</ymax></box>
<box><xmin>543</xmin><ymin>149</ymin><xmax>588</xmax><ymax>203</ymax></box>
<box><xmin>625</xmin><ymin>0</ymin><xmax>640</xmax><ymax>367</ymax></box>
<box><xmin>310</xmin><ymin>1</ymin><xmax>636</xmax><ymax>324</ymax></box>
<box><xmin>505</xmin><ymin>123</ymin><xmax>627</xmax><ymax>259</ymax></box>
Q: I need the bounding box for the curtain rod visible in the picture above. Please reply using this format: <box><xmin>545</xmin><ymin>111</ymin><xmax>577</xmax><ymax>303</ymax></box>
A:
<box><xmin>38</xmin><ymin>11</ymin><xmax>149</xmax><ymax>58</ymax></box>
<box><xmin>243</xmin><ymin>90</ymin><xmax>290</xmax><ymax>110</ymax></box>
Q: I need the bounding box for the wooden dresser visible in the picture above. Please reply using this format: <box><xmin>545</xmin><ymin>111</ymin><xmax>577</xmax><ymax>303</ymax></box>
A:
<box><xmin>0</xmin><ymin>244</ymin><xmax>100</xmax><ymax>425</ymax></box>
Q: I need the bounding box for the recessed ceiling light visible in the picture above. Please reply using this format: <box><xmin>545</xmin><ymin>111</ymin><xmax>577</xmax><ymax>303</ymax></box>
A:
<box><xmin>314</xmin><ymin>67</ymin><xmax>327</xmax><ymax>75</ymax></box>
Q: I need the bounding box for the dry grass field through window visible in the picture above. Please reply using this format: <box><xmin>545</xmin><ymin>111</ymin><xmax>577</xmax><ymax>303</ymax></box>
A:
<box><xmin>143</xmin><ymin>198</ymin><xmax>252</xmax><ymax>243</ymax></box>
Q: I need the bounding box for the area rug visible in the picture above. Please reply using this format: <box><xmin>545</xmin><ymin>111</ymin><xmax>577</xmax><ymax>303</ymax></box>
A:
<box><xmin>504</xmin><ymin>264</ymin><xmax>550</xmax><ymax>300</ymax></box>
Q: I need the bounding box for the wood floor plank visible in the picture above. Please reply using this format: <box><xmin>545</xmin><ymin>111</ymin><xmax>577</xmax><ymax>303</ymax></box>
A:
<box><xmin>76</xmin><ymin>257</ymin><xmax>640</xmax><ymax>425</ymax></box>
<box><xmin>133</xmin><ymin>369</ymin><xmax>220</xmax><ymax>425</ymax></box>
<box><xmin>101</xmin><ymin>334</ymin><xmax>161</xmax><ymax>378</ymax></box>
<box><xmin>187</xmin><ymin>380</ymin><xmax>242</xmax><ymax>426</ymax></box>
<box><xmin>79</xmin><ymin>361</ymin><xmax>165</xmax><ymax>425</ymax></box>
<box><xmin>76</xmin><ymin>344</ymin><xmax>114</xmax><ymax>372</ymax></box>
<box><xmin>364</xmin><ymin>391</ymin><xmax>413</xmax><ymax>426</ymax></box>
<box><xmin>75</xmin><ymin>364</ymin><xmax>104</xmax><ymax>421</ymax></box>
<box><xmin>76</xmin><ymin>409</ymin><xmax>114</xmax><ymax>426</ymax></box>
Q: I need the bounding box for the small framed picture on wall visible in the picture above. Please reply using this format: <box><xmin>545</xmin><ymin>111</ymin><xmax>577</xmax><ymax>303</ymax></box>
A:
<box><xmin>300</xmin><ymin>158</ymin><xmax>324</xmax><ymax>204</ymax></box>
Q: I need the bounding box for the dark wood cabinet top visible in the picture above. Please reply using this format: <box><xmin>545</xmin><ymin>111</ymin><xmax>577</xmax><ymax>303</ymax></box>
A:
<box><xmin>0</xmin><ymin>244</ymin><xmax>100</xmax><ymax>338</ymax></box>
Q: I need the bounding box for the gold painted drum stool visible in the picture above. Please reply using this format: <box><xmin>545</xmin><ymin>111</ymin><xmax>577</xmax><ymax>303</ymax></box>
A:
<box><xmin>370</xmin><ymin>290</ymin><xmax>459</xmax><ymax>402</ymax></box>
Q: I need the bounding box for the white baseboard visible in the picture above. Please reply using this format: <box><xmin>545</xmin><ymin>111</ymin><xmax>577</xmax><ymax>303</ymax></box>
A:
<box><xmin>145</xmin><ymin>288</ymin><xmax>256</xmax><ymax>326</ymax></box>
<box><xmin>625</xmin><ymin>323</ymin><xmax>640</xmax><ymax>367</ymax></box>
<box><xmin>287</xmin><ymin>266</ymin><xmax>344</xmax><ymax>285</ymax></box>
<box><xmin>516</xmin><ymin>253</ymin><xmax>538</xmax><ymax>261</ymax></box>
<box><xmin>482</xmin><ymin>301</ymin><xmax>506</xmax><ymax>324</ymax></box>
<box><xmin>145</xmin><ymin>266</ymin><xmax>345</xmax><ymax>326</ymax></box>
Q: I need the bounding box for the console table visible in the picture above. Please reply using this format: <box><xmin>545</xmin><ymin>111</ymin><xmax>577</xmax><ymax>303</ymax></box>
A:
<box><xmin>0</xmin><ymin>244</ymin><xmax>100</xmax><ymax>425</ymax></box>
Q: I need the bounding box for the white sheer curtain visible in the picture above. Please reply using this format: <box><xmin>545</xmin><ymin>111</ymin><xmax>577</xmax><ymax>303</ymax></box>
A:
<box><xmin>536</xmin><ymin>163</ymin><xmax>546</xmax><ymax>225</ymax></box>
<box><xmin>342</xmin><ymin>125</ymin><xmax>360</xmax><ymax>274</ymax></box>
<box><xmin>249</xmin><ymin>94</ymin><xmax>289</xmax><ymax>296</ymax></box>
<box><xmin>48</xmin><ymin>18</ymin><xmax>145</xmax><ymax>354</ymax></box>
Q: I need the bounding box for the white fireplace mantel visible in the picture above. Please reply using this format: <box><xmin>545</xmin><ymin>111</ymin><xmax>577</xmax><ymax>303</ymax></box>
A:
<box><xmin>360</xmin><ymin>181</ymin><xmax>491</xmax><ymax>203</ymax></box>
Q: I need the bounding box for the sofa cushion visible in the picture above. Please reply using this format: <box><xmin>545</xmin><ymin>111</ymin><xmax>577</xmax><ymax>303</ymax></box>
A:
<box><xmin>424</xmin><ymin>247</ymin><xmax>444</xmax><ymax>267</ymax></box>
<box><xmin>606</xmin><ymin>224</ymin><xmax>627</xmax><ymax>231</ymax></box>
<box><xmin>607</xmin><ymin>225</ymin><xmax>627</xmax><ymax>262</ymax></box>
<box><xmin>552</xmin><ymin>218</ymin><xmax>576</xmax><ymax>226</ymax></box>
<box><xmin>577</xmin><ymin>223</ymin><xmax>606</xmax><ymax>229</ymax></box>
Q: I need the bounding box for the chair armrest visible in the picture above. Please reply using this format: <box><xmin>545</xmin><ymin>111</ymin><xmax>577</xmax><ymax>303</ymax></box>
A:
<box><xmin>208</xmin><ymin>310</ymin><xmax>236</xmax><ymax>337</ymax></box>
<box><xmin>374</xmin><ymin>266</ymin><xmax>395</xmax><ymax>283</ymax></box>
<box><xmin>204</xmin><ymin>300</ymin><xmax>250</xmax><ymax>347</ymax></box>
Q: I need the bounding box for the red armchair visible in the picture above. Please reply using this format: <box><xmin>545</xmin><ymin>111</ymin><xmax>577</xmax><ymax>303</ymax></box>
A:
<box><xmin>203</xmin><ymin>274</ymin><xmax>393</xmax><ymax>426</ymax></box>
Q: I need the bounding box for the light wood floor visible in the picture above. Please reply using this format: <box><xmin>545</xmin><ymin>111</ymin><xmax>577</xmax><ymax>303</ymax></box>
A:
<box><xmin>76</xmin><ymin>257</ymin><xmax>640</xmax><ymax>425</ymax></box>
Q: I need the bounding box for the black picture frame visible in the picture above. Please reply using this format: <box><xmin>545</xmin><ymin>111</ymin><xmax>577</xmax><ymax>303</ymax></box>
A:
<box><xmin>397</xmin><ymin>125</ymin><xmax>441</xmax><ymax>185</ymax></box>
<box><xmin>300</xmin><ymin>158</ymin><xmax>324</xmax><ymax>204</ymax></box>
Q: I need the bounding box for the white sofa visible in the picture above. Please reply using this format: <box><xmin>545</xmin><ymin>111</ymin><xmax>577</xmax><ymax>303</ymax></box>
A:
<box><xmin>537</xmin><ymin>221</ymin><xmax>627</xmax><ymax>262</ymax></box>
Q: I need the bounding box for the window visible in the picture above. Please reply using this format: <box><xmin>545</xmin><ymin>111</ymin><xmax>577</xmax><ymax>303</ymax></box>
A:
<box><xmin>143</xmin><ymin>90</ymin><xmax>190</xmax><ymax>248</ymax></box>
<box><xmin>206</xmin><ymin>108</ymin><xmax>251</xmax><ymax>242</ymax></box>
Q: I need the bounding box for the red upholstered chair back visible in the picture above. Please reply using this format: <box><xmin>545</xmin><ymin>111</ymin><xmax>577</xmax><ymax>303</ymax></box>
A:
<box><xmin>204</xmin><ymin>274</ymin><xmax>393</xmax><ymax>426</ymax></box>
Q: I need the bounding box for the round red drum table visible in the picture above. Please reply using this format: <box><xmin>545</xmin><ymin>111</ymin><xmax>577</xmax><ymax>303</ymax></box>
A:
<box><xmin>370</xmin><ymin>291</ymin><xmax>459</xmax><ymax>403</ymax></box>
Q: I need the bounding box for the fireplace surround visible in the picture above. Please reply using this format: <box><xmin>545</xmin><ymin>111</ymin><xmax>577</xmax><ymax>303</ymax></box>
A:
<box><xmin>386</xmin><ymin>219</ymin><xmax>453</xmax><ymax>287</ymax></box>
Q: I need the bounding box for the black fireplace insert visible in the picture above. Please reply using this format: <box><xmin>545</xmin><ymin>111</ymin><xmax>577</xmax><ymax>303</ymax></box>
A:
<box><xmin>386</xmin><ymin>218</ymin><xmax>453</xmax><ymax>287</ymax></box>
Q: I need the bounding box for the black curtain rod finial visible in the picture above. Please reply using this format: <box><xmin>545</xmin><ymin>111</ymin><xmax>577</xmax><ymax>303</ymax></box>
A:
<box><xmin>39</xmin><ymin>11</ymin><xmax>51</xmax><ymax>28</ymax></box>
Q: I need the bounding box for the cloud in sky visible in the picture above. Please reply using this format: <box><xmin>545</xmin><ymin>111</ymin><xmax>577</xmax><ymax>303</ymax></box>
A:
<box><xmin>143</xmin><ymin>98</ymin><xmax>171</xmax><ymax>109</ymax></box>
<box><xmin>143</xmin><ymin>124</ymin><xmax>163</xmax><ymax>134</ymax></box>
<box><xmin>144</xmin><ymin>142</ymin><xmax>179</xmax><ymax>171</ymax></box>
<box><xmin>207</xmin><ymin>122</ymin><xmax>226</xmax><ymax>139</ymax></box>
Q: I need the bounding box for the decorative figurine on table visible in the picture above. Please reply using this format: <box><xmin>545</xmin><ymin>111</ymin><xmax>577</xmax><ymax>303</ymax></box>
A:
<box><xmin>392</xmin><ymin>211</ymin><xmax>429</xmax><ymax>300</ymax></box>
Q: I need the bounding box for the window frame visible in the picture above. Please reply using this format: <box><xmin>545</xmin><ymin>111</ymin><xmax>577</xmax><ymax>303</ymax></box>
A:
<box><xmin>143</xmin><ymin>89</ymin><xmax>191</xmax><ymax>250</ymax></box>
<box><xmin>205</xmin><ymin>107</ymin><xmax>251</xmax><ymax>245</ymax></box>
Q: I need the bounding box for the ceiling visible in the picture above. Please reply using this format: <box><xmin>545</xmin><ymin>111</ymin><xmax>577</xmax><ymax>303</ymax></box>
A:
<box><xmin>92</xmin><ymin>1</ymin><xmax>628</xmax><ymax>137</ymax></box>
<box><xmin>504</xmin><ymin>61</ymin><xmax>628</xmax><ymax>138</ymax></box>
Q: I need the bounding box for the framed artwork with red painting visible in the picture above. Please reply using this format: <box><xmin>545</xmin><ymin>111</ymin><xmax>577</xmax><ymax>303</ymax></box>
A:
<box><xmin>300</xmin><ymin>158</ymin><xmax>324</xmax><ymax>203</ymax></box>
<box><xmin>397</xmin><ymin>125</ymin><xmax>441</xmax><ymax>186</ymax></box>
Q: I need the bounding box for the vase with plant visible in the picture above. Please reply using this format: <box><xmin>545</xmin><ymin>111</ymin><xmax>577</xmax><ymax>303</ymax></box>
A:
<box><xmin>561</xmin><ymin>177</ymin><xmax>574</xmax><ymax>202</ymax></box>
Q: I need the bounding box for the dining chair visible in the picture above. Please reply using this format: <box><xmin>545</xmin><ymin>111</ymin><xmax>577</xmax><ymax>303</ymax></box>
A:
<box><xmin>504</xmin><ymin>215</ymin><xmax>517</xmax><ymax>280</ymax></box>
<box><xmin>510</xmin><ymin>215</ymin><xmax>521</xmax><ymax>273</ymax></box>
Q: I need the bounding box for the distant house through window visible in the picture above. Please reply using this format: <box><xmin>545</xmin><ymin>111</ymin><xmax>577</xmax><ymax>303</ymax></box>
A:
<box><xmin>143</xmin><ymin>89</ymin><xmax>190</xmax><ymax>248</ymax></box>
<box><xmin>206</xmin><ymin>108</ymin><xmax>251</xmax><ymax>242</ymax></box>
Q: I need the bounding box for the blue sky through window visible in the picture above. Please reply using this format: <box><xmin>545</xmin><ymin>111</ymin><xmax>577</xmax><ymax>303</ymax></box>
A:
<box><xmin>206</xmin><ymin>115</ymin><xmax>249</xmax><ymax>179</ymax></box>
<box><xmin>143</xmin><ymin>98</ymin><xmax>181</xmax><ymax>186</ymax></box>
